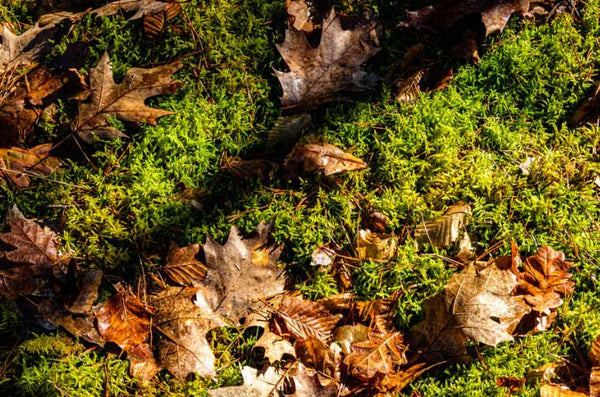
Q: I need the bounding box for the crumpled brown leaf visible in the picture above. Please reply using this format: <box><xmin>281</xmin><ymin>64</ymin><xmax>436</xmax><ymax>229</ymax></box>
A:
<box><xmin>284</xmin><ymin>142</ymin><xmax>367</xmax><ymax>177</ymax></box>
<box><xmin>401</xmin><ymin>0</ymin><xmax>531</xmax><ymax>37</ymax></box>
<box><xmin>408</xmin><ymin>259</ymin><xmax>531</xmax><ymax>361</ymax></box>
<box><xmin>271</xmin><ymin>295</ymin><xmax>342</xmax><ymax>342</ymax></box>
<box><xmin>343</xmin><ymin>330</ymin><xmax>407</xmax><ymax>381</ymax></box>
<box><xmin>275</xmin><ymin>9</ymin><xmax>380</xmax><ymax>107</ymax></box>
<box><xmin>295</xmin><ymin>336</ymin><xmax>341</xmax><ymax>385</ymax></box>
<box><xmin>199</xmin><ymin>221</ymin><xmax>285</xmax><ymax>324</ymax></box>
<box><xmin>150</xmin><ymin>286</ymin><xmax>225</xmax><ymax>381</ymax></box>
<box><xmin>414</xmin><ymin>202</ymin><xmax>472</xmax><ymax>250</ymax></box>
<box><xmin>162</xmin><ymin>241</ymin><xmax>207</xmax><ymax>287</ymax></box>
<box><xmin>73</xmin><ymin>52</ymin><xmax>183</xmax><ymax>143</ymax></box>
<box><xmin>514</xmin><ymin>246</ymin><xmax>574</xmax><ymax>333</ymax></box>
<box><xmin>0</xmin><ymin>144</ymin><xmax>60</xmax><ymax>189</ymax></box>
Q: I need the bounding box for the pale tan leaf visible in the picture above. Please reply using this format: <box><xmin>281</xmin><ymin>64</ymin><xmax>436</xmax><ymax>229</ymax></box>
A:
<box><xmin>414</xmin><ymin>202</ymin><xmax>472</xmax><ymax>249</ymax></box>
<box><xmin>254</xmin><ymin>330</ymin><xmax>296</xmax><ymax>363</ymax></box>
<box><xmin>207</xmin><ymin>365</ymin><xmax>285</xmax><ymax>397</ymax></box>
<box><xmin>539</xmin><ymin>384</ymin><xmax>588</xmax><ymax>397</ymax></box>
<box><xmin>590</xmin><ymin>335</ymin><xmax>600</xmax><ymax>367</ymax></box>
<box><xmin>333</xmin><ymin>324</ymin><xmax>369</xmax><ymax>355</ymax></box>
<box><xmin>294</xmin><ymin>337</ymin><xmax>341</xmax><ymax>385</ymax></box>
<box><xmin>357</xmin><ymin>229</ymin><xmax>397</xmax><ymax>262</ymax></box>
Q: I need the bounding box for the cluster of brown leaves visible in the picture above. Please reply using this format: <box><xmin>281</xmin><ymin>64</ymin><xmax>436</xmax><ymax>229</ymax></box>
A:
<box><xmin>0</xmin><ymin>0</ymin><xmax>183</xmax><ymax>187</ymax></box>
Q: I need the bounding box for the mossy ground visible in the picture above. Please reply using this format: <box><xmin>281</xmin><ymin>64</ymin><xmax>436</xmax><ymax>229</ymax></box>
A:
<box><xmin>1</xmin><ymin>0</ymin><xmax>600</xmax><ymax>395</ymax></box>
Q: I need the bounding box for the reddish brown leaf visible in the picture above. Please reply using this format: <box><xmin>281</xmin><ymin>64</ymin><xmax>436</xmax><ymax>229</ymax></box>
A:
<box><xmin>275</xmin><ymin>9</ymin><xmax>380</xmax><ymax>107</ymax></box>
<box><xmin>220</xmin><ymin>157</ymin><xmax>279</xmax><ymax>181</ymax></box>
<box><xmin>95</xmin><ymin>289</ymin><xmax>153</xmax><ymax>352</ymax></box>
<box><xmin>142</xmin><ymin>2</ymin><xmax>181</xmax><ymax>38</ymax></box>
<box><xmin>373</xmin><ymin>362</ymin><xmax>430</xmax><ymax>395</ymax></box>
<box><xmin>343</xmin><ymin>330</ymin><xmax>407</xmax><ymax>381</ymax></box>
<box><xmin>284</xmin><ymin>142</ymin><xmax>367</xmax><ymax>177</ymax></box>
<box><xmin>0</xmin><ymin>211</ymin><xmax>58</xmax><ymax>266</ymax></box>
<box><xmin>162</xmin><ymin>241</ymin><xmax>207</xmax><ymax>287</ymax></box>
<box><xmin>496</xmin><ymin>376</ymin><xmax>526</xmax><ymax>392</ymax></box>
<box><xmin>0</xmin><ymin>144</ymin><xmax>60</xmax><ymax>189</ymax></box>
<box><xmin>73</xmin><ymin>52</ymin><xmax>183</xmax><ymax>143</ymax></box>
<box><xmin>271</xmin><ymin>295</ymin><xmax>341</xmax><ymax>342</ymax></box>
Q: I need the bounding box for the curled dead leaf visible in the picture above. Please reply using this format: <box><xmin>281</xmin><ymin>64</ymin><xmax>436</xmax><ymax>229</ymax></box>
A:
<box><xmin>414</xmin><ymin>202</ymin><xmax>472</xmax><ymax>249</ymax></box>
<box><xmin>357</xmin><ymin>229</ymin><xmax>397</xmax><ymax>262</ymax></box>
<box><xmin>284</xmin><ymin>142</ymin><xmax>367</xmax><ymax>177</ymax></box>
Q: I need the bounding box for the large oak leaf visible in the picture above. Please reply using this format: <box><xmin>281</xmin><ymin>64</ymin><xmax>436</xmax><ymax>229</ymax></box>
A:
<box><xmin>73</xmin><ymin>52</ymin><xmax>182</xmax><ymax>143</ymax></box>
<box><xmin>275</xmin><ymin>9</ymin><xmax>380</xmax><ymax>107</ymax></box>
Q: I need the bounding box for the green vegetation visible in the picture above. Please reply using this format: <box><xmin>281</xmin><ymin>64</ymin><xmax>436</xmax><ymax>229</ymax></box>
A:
<box><xmin>1</xmin><ymin>0</ymin><xmax>600</xmax><ymax>395</ymax></box>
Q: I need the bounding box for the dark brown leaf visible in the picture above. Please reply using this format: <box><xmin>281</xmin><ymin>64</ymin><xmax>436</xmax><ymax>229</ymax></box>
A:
<box><xmin>271</xmin><ymin>295</ymin><xmax>341</xmax><ymax>342</ymax></box>
<box><xmin>220</xmin><ymin>157</ymin><xmax>278</xmax><ymax>181</ymax></box>
<box><xmin>343</xmin><ymin>330</ymin><xmax>407</xmax><ymax>381</ymax></box>
<box><xmin>162</xmin><ymin>241</ymin><xmax>207</xmax><ymax>287</ymax></box>
<box><xmin>73</xmin><ymin>52</ymin><xmax>183</xmax><ymax>143</ymax></box>
<box><xmin>275</xmin><ymin>9</ymin><xmax>380</xmax><ymax>107</ymax></box>
<box><xmin>284</xmin><ymin>142</ymin><xmax>367</xmax><ymax>177</ymax></box>
<box><xmin>95</xmin><ymin>289</ymin><xmax>153</xmax><ymax>352</ymax></box>
<box><xmin>572</xmin><ymin>83</ymin><xmax>600</xmax><ymax>126</ymax></box>
<box><xmin>373</xmin><ymin>363</ymin><xmax>430</xmax><ymax>395</ymax></box>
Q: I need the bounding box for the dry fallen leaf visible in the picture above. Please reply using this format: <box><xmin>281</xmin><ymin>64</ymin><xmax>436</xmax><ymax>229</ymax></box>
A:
<box><xmin>539</xmin><ymin>384</ymin><xmax>588</xmax><ymax>397</ymax></box>
<box><xmin>333</xmin><ymin>324</ymin><xmax>369</xmax><ymax>355</ymax></box>
<box><xmin>343</xmin><ymin>330</ymin><xmax>407</xmax><ymax>381</ymax></box>
<box><xmin>357</xmin><ymin>229</ymin><xmax>397</xmax><ymax>262</ymax></box>
<box><xmin>408</xmin><ymin>259</ymin><xmax>531</xmax><ymax>361</ymax></box>
<box><xmin>284</xmin><ymin>142</ymin><xmax>367</xmax><ymax>177</ymax></box>
<box><xmin>294</xmin><ymin>336</ymin><xmax>341</xmax><ymax>385</ymax></box>
<box><xmin>73</xmin><ymin>52</ymin><xmax>183</xmax><ymax>143</ymax></box>
<box><xmin>271</xmin><ymin>295</ymin><xmax>342</xmax><ymax>342</ymax></box>
<box><xmin>162</xmin><ymin>241</ymin><xmax>207</xmax><ymax>287</ymax></box>
<box><xmin>0</xmin><ymin>144</ymin><xmax>60</xmax><ymax>189</ymax></box>
<box><xmin>414</xmin><ymin>202</ymin><xmax>472</xmax><ymax>249</ymax></box>
<box><xmin>254</xmin><ymin>328</ymin><xmax>296</xmax><ymax>363</ymax></box>
<box><xmin>199</xmin><ymin>221</ymin><xmax>285</xmax><ymax>324</ymax></box>
<box><xmin>143</xmin><ymin>2</ymin><xmax>182</xmax><ymax>38</ymax></box>
<box><xmin>275</xmin><ymin>9</ymin><xmax>380</xmax><ymax>107</ymax></box>
<box><xmin>207</xmin><ymin>365</ymin><xmax>285</xmax><ymax>397</ymax></box>
<box><xmin>220</xmin><ymin>157</ymin><xmax>279</xmax><ymax>181</ymax></box>
<box><xmin>92</xmin><ymin>0</ymin><xmax>174</xmax><ymax>20</ymax></box>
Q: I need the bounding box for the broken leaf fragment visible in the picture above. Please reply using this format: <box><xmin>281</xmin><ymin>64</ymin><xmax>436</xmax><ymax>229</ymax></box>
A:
<box><xmin>275</xmin><ymin>9</ymin><xmax>380</xmax><ymax>107</ymax></box>
<box><xmin>73</xmin><ymin>52</ymin><xmax>183</xmax><ymax>143</ymax></box>
<box><xmin>284</xmin><ymin>142</ymin><xmax>367</xmax><ymax>177</ymax></box>
<box><xmin>0</xmin><ymin>145</ymin><xmax>60</xmax><ymax>189</ymax></box>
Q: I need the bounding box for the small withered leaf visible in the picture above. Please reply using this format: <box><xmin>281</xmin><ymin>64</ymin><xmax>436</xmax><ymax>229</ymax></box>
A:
<box><xmin>95</xmin><ymin>289</ymin><xmax>153</xmax><ymax>352</ymax></box>
<box><xmin>294</xmin><ymin>337</ymin><xmax>340</xmax><ymax>385</ymax></box>
<box><xmin>0</xmin><ymin>212</ymin><xmax>58</xmax><ymax>266</ymax></box>
<box><xmin>73</xmin><ymin>52</ymin><xmax>183</xmax><ymax>143</ymax></box>
<box><xmin>271</xmin><ymin>295</ymin><xmax>341</xmax><ymax>342</ymax></box>
<box><xmin>275</xmin><ymin>9</ymin><xmax>380</xmax><ymax>107</ymax></box>
<box><xmin>357</xmin><ymin>229</ymin><xmax>397</xmax><ymax>262</ymax></box>
<box><xmin>163</xmin><ymin>242</ymin><xmax>207</xmax><ymax>287</ymax></box>
<box><xmin>284</xmin><ymin>142</ymin><xmax>367</xmax><ymax>177</ymax></box>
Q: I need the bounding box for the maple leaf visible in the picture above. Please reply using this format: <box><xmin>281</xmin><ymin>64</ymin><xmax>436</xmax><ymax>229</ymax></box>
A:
<box><xmin>275</xmin><ymin>9</ymin><xmax>380</xmax><ymax>107</ymax></box>
<box><xmin>514</xmin><ymin>246</ymin><xmax>574</xmax><ymax>333</ymax></box>
<box><xmin>162</xmin><ymin>241</ymin><xmax>207</xmax><ymax>287</ymax></box>
<box><xmin>284</xmin><ymin>142</ymin><xmax>367</xmax><ymax>177</ymax></box>
<box><xmin>95</xmin><ymin>287</ymin><xmax>154</xmax><ymax>352</ymax></box>
<box><xmin>199</xmin><ymin>221</ymin><xmax>285</xmax><ymax>324</ymax></box>
<box><xmin>401</xmin><ymin>0</ymin><xmax>531</xmax><ymax>37</ymax></box>
<box><xmin>414</xmin><ymin>202</ymin><xmax>472</xmax><ymax>249</ymax></box>
<box><xmin>0</xmin><ymin>144</ymin><xmax>60</xmax><ymax>189</ymax></box>
<box><xmin>270</xmin><ymin>295</ymin><xmax>341</xmax><ymax>342</ymax></box>
<box><xmin>151</xmin><ymin>286</ymin><xmax>225</xmax><ymax>380</ymax></box>
<box><xmin>343</xmin><ymin>330</ymin><xmax>407</xmax><ymax>381</ymax></box>
<box><xmin>408</xmin><ymin>259</ymin><xmax>531</xmax><ymax>361</ymax></box>
<box><xmin>72</xmin><ymin>52</ymin><xmax>183</xmax><ymax>143</ymax></box>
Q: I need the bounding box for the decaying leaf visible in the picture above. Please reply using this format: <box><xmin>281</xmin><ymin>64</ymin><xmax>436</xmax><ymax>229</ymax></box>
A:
<box><xmin>414</xmin><ymin>202</ymin><xmax>472</xmax><ymax>249</ymax></box>
<box><xmin>294</xmin><ymin>336</ymin><xmax>341</xmax><ymax>385</ymax></box>
<box><xmin>401</xmin><ymin>0</ymin><xmax>532</xmax><ymax>37</ymax></box>
<box><xmin>254</xmin><ymin>329</ymin><xmax>296</xmax><ymax>363</ymax></box>
<box><xmin>515</xmin><ymin>246</ymin><xmax>574</xmax><ymax>333</ymax></box>
<box><xmin>95</xmin><ymin>288</ymin><xmax>153</xmax><ymax>352</ymax></box>
<box><xmin>275</xmin><ymin>9</ymin><xmax>380</xmax><ymax>107</ymax></box>
<box><xmin>284</xmin><ymin>363</ymin><xmax>342</xmax><ymax>396</ymax></box>
<box><xmin>162</xmin><ymin>241</ymin><xmax>207</xmax><ymax>287</ymax></box>
<box><xmin>373</xmin><ymin>362</ymin><xmax>431</xmax><ymax>395</ymax></box>
<box><xmin>284</xmin><ymin>142</ymin><xmax>367</xmax><ymax>177</ymax></box>
<box><xmin>73</xmin><ymin>52</ymin><xmax>183</xmax><ymax>143</ymax></box>
<box><xmin>271</xmin><ymin>295</ymin><xmax>341</xmax><ymax>342</ymax></box>
<box><xmin>357</xmin><ymin>229</ymin><xmax>397</xmax><ymax>262</ymax></box>
<box><xmin>0</xmin><ymin>145</ymin><xmax>60</xmax><ymax>189</ymax></box>
<box><xmin>266</xmin><ymin>113</ymin><xmax>311</xmax><ymax>155</ymax></box>
<box><xmin>286</xmin><ymin>0</ymin><xmax>316</xmax><ymax>32</ymax></box>
<box><xmin>200</xmin><ymin>221</ymin><xmax>285</xmax><ymax>324</ymax></box>
<box><xmin>151</xmin><ymin>286</ymin><xmax>225</xmax><ymax>381</ymax></box>
<box><xmin>207</xmin><ymin>365</ymin><xmax>285</xmax><ymax>397</ymax></box>
<box><xmin>333</xmin><ymin>324</ymin><xmax>369</xmax><ymax>355</ymax></box>
<box><xmin>408</xmin><ymin>259</ymin><xmax>531</xmax><ymax>361</ymax></box>
<box><xmin>343</xmin><ymin>330</ymin><xmax>407</xmax><ymax>381</ymax></box>
<box><xmin>220</xmin><ymin>157</ymin><xmax>278</xmax><ymax>181</ymax></box>
<box><xmin>319</xmin><ymin>292</ymin><xmax>399</xmax><ymax>332</ymax></box>
<box><xmin>539</xmin><ymin>384</ymin><xmax>588</xmax><ymax>397</ymax></box>
<box><xmin>310</xmin><ymin>243</ymin><xmax>337</xmax><ymax>267</ymax></box>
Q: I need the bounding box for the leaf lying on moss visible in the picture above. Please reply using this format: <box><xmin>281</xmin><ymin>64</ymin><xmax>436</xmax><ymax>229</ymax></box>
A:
<box><xmin>284</xmin><ymin>142</ymin><xmax>367</xmax><ymax>177</ymax></box>
<box><xmin>275</xmin><ymin>9</ymin><xmax>380</xmax><ymax>107</ymax></box>
<box><xmin>356</xmin><ymin>229</ymin><xmax>397</xmax><ymax>262</ymax></box>
<box><xmin>92</xmin><ymin>0</ymin><xmax>175</xmax><ymax>20</ymax></box>
<box><xmin>0</xmin><ymin>144</ymin><xmax>60</xmax><ymax>189</ymax></box>
<box><xmin>414</xmin><ymin>202</ymin><xmax>472</xmax><ymax>250</ymax></box>
<box><xmin>572</xmin><ymin>82</ymin><xmax>600</xmax><ymax>126</ymax></box>
<box><xmin>162</xmin><ymin>241</ymin><xmax>206</xmax><ymax>287</ymax></box>
<box><xmin>72</xmin><ymin>52</ymin><xmax>183</xmax><ymax>143</ymax></box>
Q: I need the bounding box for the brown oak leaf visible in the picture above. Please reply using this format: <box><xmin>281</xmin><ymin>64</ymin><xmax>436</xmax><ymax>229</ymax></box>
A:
<box><xmin>72</xmin><ymin>52</ymin><xmax>183</xmax><ymax>143</ymax></box>
<box><xmin>284</xmin><ymin>142</ymin><xmax>367</xmax><ymax>177</ymax></box>
<box><xmin>271</xmin><ymin>295</ymin><xmax>342</xmax><ymax>342</ymax></box>
<box><xmin>199</xmin><ymin>221</ymin><xmax>285</xmax><ymax>324</ymax></box>
<box><xmin>275</xmin><ymin>9</ymin><xmax>380</xmax><ymax>107</ymax></box>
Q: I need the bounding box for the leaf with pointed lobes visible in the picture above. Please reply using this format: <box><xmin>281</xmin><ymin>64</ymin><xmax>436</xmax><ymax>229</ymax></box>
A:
<box><xmin>73</xmin><ymin>52</ymin><xmax>183</xmax><ymax>143</ymax></box>
<box><xmin>400</xmin><ymin>0</ymin><xmax>531</xmax><ymax>37</ymax></box>
<box><xmin>271</xmin><ymin>295</ymin><xmax>342</xmax><ymax>342</ymax></box>
<box><xmin>414</xmin><ymin>202</ymin><xmax>472</xmax><ymax>250</ymax></box>
<box><xmin>150</xmin><ymin>286</ymin><xmax>225</xmax><ymax>381</ymax></box>
<box><xmin>199</xmin><ymin>221</ymin><xmax>285</xmax><ymax>325</ymax></box>
<box><xmin>284</xmin><ymin>142</ymin><xmax>367</xmax><ymax>178</ymax></box>
<box><xmin>408</xmin><ymin>258</ymin><xmax>531</xmax><ymax>362</ymax></box>
<box><xmin>343</xmin><ymin>330</ymin><xmax>407</xmax><ymax>381</ymax></box>
<box><xmin>162</xmin><ymin>241</ymin><xmax>207</xmax><ymax>287</ymax></box>
<box><xmin>0</xmin><ymin>145</ymin><xmax>60</xmax><ymax>189</ymax></box>
<box><xmin>95</xmin><ymin>287</ymin><xmax>154</xmax><ymax>352</ymax></box>
<box><xmin>275</xmin><ymin>9</ymin><xmax>380</xmax><ymax>107</ymax></box>
<box><xmin>514</xmin><ymin>246</ymin><xmax>574</xmax><ymax>333</ymax></box>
